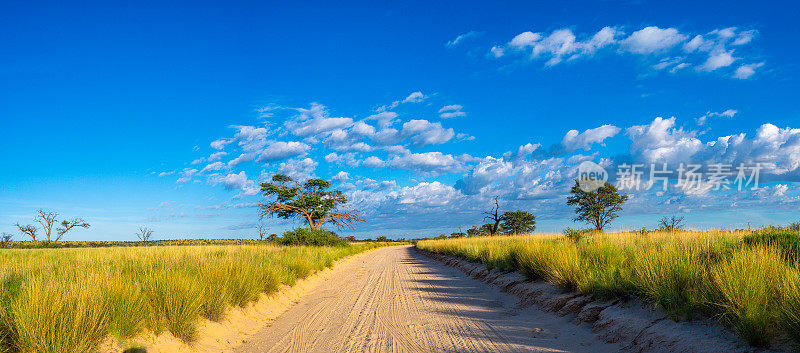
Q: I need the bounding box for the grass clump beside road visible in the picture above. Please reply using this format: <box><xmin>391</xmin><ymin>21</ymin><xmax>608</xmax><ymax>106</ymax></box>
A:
<box><xmin>416</xmin><ymin>230</ymin><xmax>800</xmax><ymax>348</ymax></box>
<box><xmin>0</xmin><ymin>242</ymin><xmax>387</xmax><ymax>353</ymax></box>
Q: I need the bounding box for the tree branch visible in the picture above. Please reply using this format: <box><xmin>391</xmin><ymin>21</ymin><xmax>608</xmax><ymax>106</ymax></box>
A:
<box><xmin>55</xmin><ymin>218</ymin><xmax>90</xmax><ymax>242</ymax></box>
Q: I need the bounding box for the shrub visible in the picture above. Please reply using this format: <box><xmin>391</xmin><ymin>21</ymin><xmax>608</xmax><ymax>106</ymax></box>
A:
<box><xmin>276</xmin><ymin>228</ymin><xmax>348</xmax><ymax>247</ymax></box>
<box><xmin>563</xmin><ymin>227</ymin><xmax>592</xmax><ymax>243</ymax></box>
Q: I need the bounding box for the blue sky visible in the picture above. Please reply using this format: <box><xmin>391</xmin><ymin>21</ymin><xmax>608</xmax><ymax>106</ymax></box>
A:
<box><xmin>2</xmin><ymin>0</ymin><xmax>800</xmax><ymax>240</ymax></box>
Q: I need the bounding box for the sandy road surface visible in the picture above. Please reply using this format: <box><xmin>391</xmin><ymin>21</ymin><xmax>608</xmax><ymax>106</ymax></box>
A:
<box><xmin>236</xmin><ymin>245</ymin><xmax>619</xmax><ymax>353</ymax></box>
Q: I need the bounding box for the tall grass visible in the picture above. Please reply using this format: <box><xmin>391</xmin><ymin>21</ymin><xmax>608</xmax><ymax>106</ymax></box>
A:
<box><xmin>0</xmin><ymin>243</ymin><xmax>385</xmax><ymax>352</ymax></box>
<box><xmin>417</xmin><ymin>230</ymin><xmax>800</xmax><ymax>347</ymax></box>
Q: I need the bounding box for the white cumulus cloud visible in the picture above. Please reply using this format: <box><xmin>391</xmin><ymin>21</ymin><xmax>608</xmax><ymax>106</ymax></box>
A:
<box><xmin>401</xmin><ymin>120</ymin><xmax>455</xmax><ymax>146</ymax></box>
<box><xmin>257</xmin><ymin>141</ymin><xmax>310</xmax><ymax>162</ymax></box>
<box><xmin>561</xmin><ymin>124</ymin><xmax>621</xmax><ymax>152</ymax></box>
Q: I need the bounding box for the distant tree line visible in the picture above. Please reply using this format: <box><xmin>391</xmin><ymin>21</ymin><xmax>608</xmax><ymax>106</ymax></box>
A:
<box><xmin>430</xmin><ymin>180</ymin><xmax>633</xmax><ymax>239</ymax></box>
<box><xmin>429</xmin><ymin>197</ymin><xmax>538</xmax><ymax>239</ymax></box>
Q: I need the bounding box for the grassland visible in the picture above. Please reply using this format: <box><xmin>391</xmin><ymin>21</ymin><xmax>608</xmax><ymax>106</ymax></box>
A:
<box><xmin>0</xmin><ymin>242</ymin><xmax>387</xmax><ymax>353</ymax></box>
<box><xmin>0</xmin><ymin>238</ymin><xmax>344</xmax><ymax>249</ymax></box>
<box><xmin>416</xmin><ymin>230</ymin><xmax>800</xmax><ymax>348</ymax></box>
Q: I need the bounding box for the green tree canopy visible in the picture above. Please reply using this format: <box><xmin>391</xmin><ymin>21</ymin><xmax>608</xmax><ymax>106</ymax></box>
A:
<box><xmin>566</xmin><ymin>181</ymin><xmax>628</xmax><ymax>231</ymax></box>
<box><xmin>259</xmin><ymin>174</ymin><xmax>364</xmax><ymax>230</ymax></box>
<box><xmin>481</xmin><ymin>223</ymin><xmax>501</xmax><ymax>234</ymax></box>
<box><xmin>500</xmin><ymin>210</ymin><xmax>536</xmax><ymax>234</ymax></box>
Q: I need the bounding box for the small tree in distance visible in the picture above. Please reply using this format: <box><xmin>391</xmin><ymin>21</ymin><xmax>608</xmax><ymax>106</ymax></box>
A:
<box><xmin>658</xmin><ymin>215</ymin><xmax>685</xmax><ymax>231</ymax></box>
<box><xmin>567</xmin><ymin>181</ymin><xmax>628</xmax><ymax>231</ymax></box>
<box><xmin>501</xmin><ymin>211</ymin><xmax>536</xmax><ymax>235</ymax></box>
<box><xmin>259</xmin><ymin>174</ymin><xmax>365</xmax><ymax>230</ymax></box>
<box><xmin>256</xmin><ymin>219</ymin><xmax>269</xmax><ymax>241</ymax></box>
<box><xmin>0</xmin><ymin>233</ymin><xmax>12</xmax><ymax>248</ymax></box>
<box><xmin>136</xmin><ymin>226</ymin><xmax>153</xmax><ymax>242</ymax></box>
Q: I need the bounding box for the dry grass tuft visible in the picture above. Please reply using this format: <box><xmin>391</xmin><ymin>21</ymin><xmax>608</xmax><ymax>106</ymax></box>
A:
<box><xmin>0</xmin><ymin>243</ymin><xmax>386</xmax><ymax>352</ymax></box>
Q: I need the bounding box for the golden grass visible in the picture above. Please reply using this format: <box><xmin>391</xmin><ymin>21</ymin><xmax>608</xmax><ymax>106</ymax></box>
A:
<box><xmin>417</xmin><ymin>231</ymin><xmax>798</xmax><ymax>347</ymax></box>
<box><xmin>0</xmin><ymin>243</ymin><xmax>386</xmax><ymax>352</ymax></box>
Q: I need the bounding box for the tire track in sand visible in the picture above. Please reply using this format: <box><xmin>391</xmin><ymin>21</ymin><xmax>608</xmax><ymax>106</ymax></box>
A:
<box><xmin>236</xmin><ymin>246</ymin><xmax>621</xmax><ymax>353</ymax></box>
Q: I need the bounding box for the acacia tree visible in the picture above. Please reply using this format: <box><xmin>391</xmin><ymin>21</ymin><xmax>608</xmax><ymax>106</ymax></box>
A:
<box><xmin>16</xmin><ymin>209</ymin><xmax>89</xmax><ymax>242</ymax></box>
<box><xmin>450</xmin><ymin>226</ymin><xmax>466</xmax><ymax>238</ymax></box>
<box><xmin>501</xmin><ymin>210</ymin><xmax>536</xmax><ymax>234</ymax></box>
<box><xmin>35</xmin><ymin>210</ymin><xmax>58</xmax><ymax>241</ymax></box>
<box><xmin>56</xmin><ymin>218</ymin><xmax>90</xmax><ymax>242</ymax></box>
<box><xmin>567</xmin><ymin>181</ymin><xmax>628</xmax><ymax>231</ymax></box>
<box><xmin>15</xmin><ymin>223</ymin><xmax>37</xmax><ymax>241</ymax></box>
<box><xmin>481</xmin><ymin>196</ymin><xmax>502</xmax><ymax>235</ymax></box>
<box><xmin>259</xmin><ymin>174</ymin><xmax>364</xmax><ymax>230</ymax></box>
<box><xmin>481</xmin><ymin>223</ymin><xmax>501</xmax><ymax>234</ymax></box>
<box><xmin>658</xmin><ymin>215</ymin><xmax>685</xmax><ymax>231</ymax></box>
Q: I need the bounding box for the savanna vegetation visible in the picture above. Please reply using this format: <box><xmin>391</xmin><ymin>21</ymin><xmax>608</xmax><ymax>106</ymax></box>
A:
<box><xmin>416</xmin><ymin>227</ymin><xmax>800</xmax><ymax>348</ymax></box>
<box><xmin>0</xmin><ymin>242</ymin><xmax>389</xmax><ymax>353</ymax></box>
<box><xmin>0</xmin><ymin>174</ymin><xmax>397</xmax><ymax>353</ymax></box>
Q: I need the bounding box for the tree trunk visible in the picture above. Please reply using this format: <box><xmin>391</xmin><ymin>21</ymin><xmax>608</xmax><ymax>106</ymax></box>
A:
<box><xmin>306</xmin><ymin>214</ymin><xmax>318</xmax><ymax>230</ymax></box>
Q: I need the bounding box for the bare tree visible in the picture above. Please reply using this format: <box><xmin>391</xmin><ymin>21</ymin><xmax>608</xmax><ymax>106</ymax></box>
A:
<box><xmin>136</xmin><ymin>226</ymin><xmax>153</xmax><ymax>242</ymax></box>
<box><xmin>0</xmin><ymin>232</ymin><xmax>13</xmax><ymax>248</ymax></box>
<box><xmin>15</xmin><ymin>223</ymin><xmax>37</xmax><ymax>241</ymax></box>
<box><xmin>256</xmin><ymin>219</ymin><xmax>269</xmax><ymax>241</ymax></box>
<box><xmin>56</xmin><ymin>218</ymin><xmax>90</xmax><ymax>242</ymax></box>
<box><xmin>658</xmin><ymin>215</ymin><xmax>685</xmax><ymax>231</ymax></box>
<box><xmin>35</xmin><ymin>209</ymin><xmax>58</xmax><ymax>242</ymax></box>
<box><xmin>17</xmin><ymin>210</ymin><xmax>89</xmax><ymax>242</ymax></box>
<box><xmin>481</xmin><ymin>196</ymin><xmax>501</xmax><ymax>235</ymax></box>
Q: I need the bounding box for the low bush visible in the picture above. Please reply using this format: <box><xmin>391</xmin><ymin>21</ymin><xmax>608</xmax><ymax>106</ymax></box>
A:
<box><xmin>562</xmin><ymin>227</ymin><xmax>594</xmax><ymax>243</ymax></box>
<box><xmin>276</xmin><ymin>228</ymin><xmax>348</xmax><ymax>247</ymax></box>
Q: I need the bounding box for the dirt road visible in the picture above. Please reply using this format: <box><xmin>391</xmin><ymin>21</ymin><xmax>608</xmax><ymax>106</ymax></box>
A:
<box><xmin>236</xmin><ymin>245</ymin><xmax>620</xmax><ymax>353</ymax></box>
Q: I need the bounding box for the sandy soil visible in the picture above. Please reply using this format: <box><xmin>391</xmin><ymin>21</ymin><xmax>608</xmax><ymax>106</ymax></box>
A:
<box><xmin>235</xmin><ymin>245</ymin><xmax>622</xmax><ymax>353</ymax></box>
